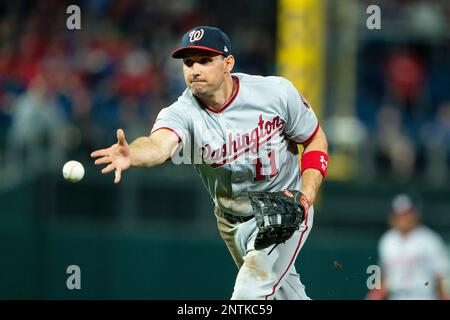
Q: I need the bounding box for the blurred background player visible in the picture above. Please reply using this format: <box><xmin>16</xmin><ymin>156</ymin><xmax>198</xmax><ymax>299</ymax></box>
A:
<box><xmin>368</xmin><ymin>194</ymin><xmax>450</xmax><ymax>300</ymax></box>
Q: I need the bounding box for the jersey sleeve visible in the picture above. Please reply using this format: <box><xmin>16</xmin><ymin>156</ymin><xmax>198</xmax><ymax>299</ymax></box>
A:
<box><xmin>150</xmin><ymin>106</ymin><xmax>191</xmax><ymax>148</ymax></box>
<box><xmin>378</xmin><ymin>234</ymin><xmax>388</xmax><ymax>268</ymax></box>
<box><xmin>428</xmin><ymin>234</ymin><xmax>450</xmax><ymax>277</ymax></box>
<box><xmin>282</xmin><ymin>78</ymin><xmax>319</xmax><ymax>144</ymax></box>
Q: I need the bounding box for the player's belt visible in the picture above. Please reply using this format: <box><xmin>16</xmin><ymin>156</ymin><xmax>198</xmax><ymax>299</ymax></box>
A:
<box><xmin>221</xmin><ymin>211</ymin><xmax>254</xmax><ymax>224</ymax></box>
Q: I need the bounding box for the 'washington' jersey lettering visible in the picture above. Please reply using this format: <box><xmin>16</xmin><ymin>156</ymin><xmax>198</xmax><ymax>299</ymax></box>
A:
<box><xmin>151</xmin><ymin>73</ymin><xmax>319</xmax><ymax>215</ymax></box>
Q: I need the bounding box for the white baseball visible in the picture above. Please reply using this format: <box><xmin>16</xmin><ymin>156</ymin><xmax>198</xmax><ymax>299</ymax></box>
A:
<box><xmin>62</xmin><ymin>160</ymin><xmax>85</xmax><ymax>183</ymax></box>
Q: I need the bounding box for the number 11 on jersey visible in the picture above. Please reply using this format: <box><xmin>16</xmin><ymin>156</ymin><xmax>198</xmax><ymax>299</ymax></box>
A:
<box><xmin>254</xmin><ymin>150</ymin><xmax>279</xmax><ymax>182</ymax></box>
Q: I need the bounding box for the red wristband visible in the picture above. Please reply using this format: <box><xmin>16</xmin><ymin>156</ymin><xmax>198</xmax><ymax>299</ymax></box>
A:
<box><xmin>301</xmin><ymin>151</ymin><xmax>329</xmax><ymax>178</ymax></box>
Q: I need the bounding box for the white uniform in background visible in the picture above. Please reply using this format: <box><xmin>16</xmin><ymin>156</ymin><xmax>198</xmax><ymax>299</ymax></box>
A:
<box><xmin>379</xmin><ymin>225</ymin><xmax>449</xmax><ymax>300</ymax></box>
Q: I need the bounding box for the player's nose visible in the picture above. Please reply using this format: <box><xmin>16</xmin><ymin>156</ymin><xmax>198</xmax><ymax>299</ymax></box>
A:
<box><xmin>190</xmin><ymin>60</ymin><xmax>203</xmax><ymax>72</ymax></box>
<box><xmin>190</xmin><ymin>69</ymin><xmax>201</xmax><ymax>79</ymax></box>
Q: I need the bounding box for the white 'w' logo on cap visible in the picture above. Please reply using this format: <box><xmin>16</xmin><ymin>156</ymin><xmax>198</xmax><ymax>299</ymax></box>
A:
<box><xmin>189</xmin><ymin>29</ymin><xmax>204</xmax><ymax>42</ymax></box>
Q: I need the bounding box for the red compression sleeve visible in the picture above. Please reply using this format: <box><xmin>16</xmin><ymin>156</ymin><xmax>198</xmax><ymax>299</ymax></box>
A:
<box><xmin>301</xmin><ymin>151</ymin><xmax>329</xmax><ymax>178</ymax></box>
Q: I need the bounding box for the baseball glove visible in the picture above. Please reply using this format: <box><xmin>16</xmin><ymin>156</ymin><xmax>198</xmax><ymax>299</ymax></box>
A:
<box><xmin>247</xmin><ymin>190</ymin><xmax>308</xmax><ymax>251</ymax></box>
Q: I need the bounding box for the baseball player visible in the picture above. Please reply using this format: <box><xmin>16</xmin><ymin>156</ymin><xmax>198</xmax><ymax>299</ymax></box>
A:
<box><xmin>368</xmin><ymin>194</ymin><xmax>450</xmax><ymax>300</ymax></box>
<box><xmin>91</xmin><ymin>26</ymin><xmax>329</xmax><ymax>300</ymax></box>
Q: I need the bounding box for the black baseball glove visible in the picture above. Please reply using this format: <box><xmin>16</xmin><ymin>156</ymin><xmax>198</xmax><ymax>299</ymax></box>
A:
<box><xmin>247</xmin><ymin>190</ymin><xmax>308</xmax><ymax>251</ymax></box>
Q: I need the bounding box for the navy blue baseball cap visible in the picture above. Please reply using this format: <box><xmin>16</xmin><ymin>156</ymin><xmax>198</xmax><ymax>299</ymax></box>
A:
<box><xmin>172</xmin><ymin>26</ymin><xmax>232</xmax><ymax>59</ymax></box>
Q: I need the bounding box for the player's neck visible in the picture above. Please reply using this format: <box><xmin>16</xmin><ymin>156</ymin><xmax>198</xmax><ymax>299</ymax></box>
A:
<box><xmin>197</xmin><ymin>75</ymin><xmax>235</xmax><ymax>112</ymax></box>
<box><xmin>398</xmin><ymin>224</ymin><xmax>420</xmax><ymax>236</ymax></box>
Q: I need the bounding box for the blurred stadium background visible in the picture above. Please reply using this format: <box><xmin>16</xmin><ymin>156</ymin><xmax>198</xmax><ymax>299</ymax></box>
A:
<box><xmin>0</xmin><ymin>0</ymin><xmax>449</xmax><ymax>299</ymax></box>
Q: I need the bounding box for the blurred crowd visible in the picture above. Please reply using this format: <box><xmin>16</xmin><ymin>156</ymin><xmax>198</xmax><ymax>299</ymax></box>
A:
<box><xmin>356</xmin><ymin>0</ymin><xmax>450</xmax><ymax>184</ymax></box>
<box><xmin>0</xmin><ymin>0</ymin><xmax>449</xmax><ymax>187</ymax></box>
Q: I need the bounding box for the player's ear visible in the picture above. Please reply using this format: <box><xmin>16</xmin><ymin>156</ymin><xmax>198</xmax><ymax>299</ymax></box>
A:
<box><xmin>224</xmin><ymin>55</ymin><xmax>235</xmax><ymax>73</ymax></box>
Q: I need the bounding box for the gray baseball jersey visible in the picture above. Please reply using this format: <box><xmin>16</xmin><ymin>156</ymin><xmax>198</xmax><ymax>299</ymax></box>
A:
<box><xmin>151</xmin><ymin>72</ymin><xmax>319</xmax><ymax>216</ymax></box>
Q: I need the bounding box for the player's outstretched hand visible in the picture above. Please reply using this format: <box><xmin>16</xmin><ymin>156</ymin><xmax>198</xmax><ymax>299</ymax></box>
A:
<box><xmin>91</xmin><ymin>129</ymin><xmax>131</xmax><ymax>184</ymax></box>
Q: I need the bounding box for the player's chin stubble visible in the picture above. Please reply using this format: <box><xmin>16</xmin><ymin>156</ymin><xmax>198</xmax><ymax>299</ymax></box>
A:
<box><xmin>189</xmin><ymin>82</ymin><xmax>208</xmax><ymax>96</ymax></box>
